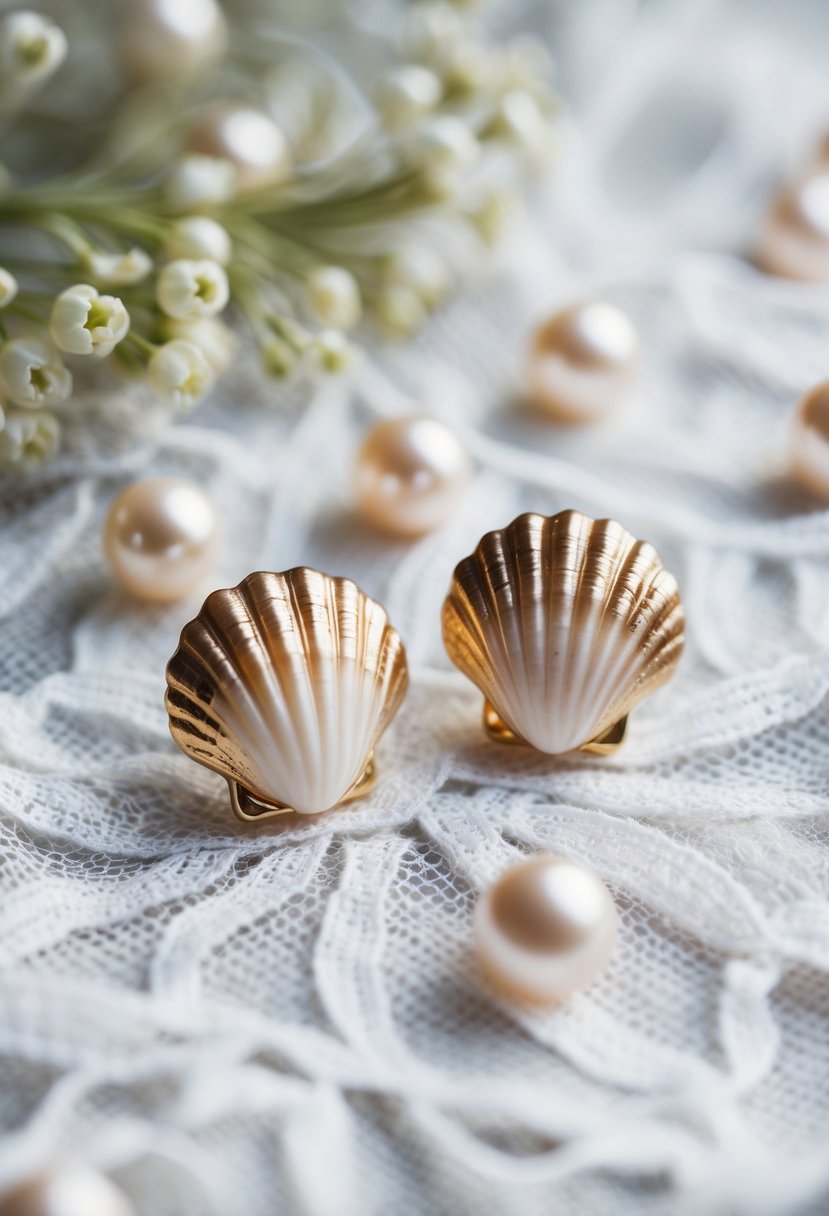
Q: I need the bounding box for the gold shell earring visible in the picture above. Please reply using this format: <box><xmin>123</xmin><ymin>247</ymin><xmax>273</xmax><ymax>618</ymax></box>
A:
<box><xmin>441</xmin><ymin>509</ymin><xmax>684</xmax><ymax>755</ymax></box>
<box><xmin>165</xmin><ymin>568</ymin><xmax>409</xmax><ymax>821</ymax></box>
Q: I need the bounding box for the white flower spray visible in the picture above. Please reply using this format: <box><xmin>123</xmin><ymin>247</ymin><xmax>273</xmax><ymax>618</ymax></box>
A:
<box><xmin>0</xmin><ymin>0</ymin><xmax>558</xmax><ymax>470</ymax></box>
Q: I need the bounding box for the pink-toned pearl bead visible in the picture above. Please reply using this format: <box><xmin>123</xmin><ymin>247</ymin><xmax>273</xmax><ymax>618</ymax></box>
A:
<box><xmin>186</xmin><ymin>106</ymin><xmax>291</xmax><ymax>192</ymax></box>
<box><xmin>103</xmin><ymin>477</ymin><xmax>218</xmax><ymax>603</ymax></box>
<box><xmin>355</xmin><ymin>414</ymin><xmax>471</xmax><ymax>538</ymax></box>
<box><xmin>120</xmin><ymin>0</ymin><xmax>226</xmax><ymax>84</ymax></box>
<box><xmin>791</xmin><ymin>379</ymin><xmax>829</xmax><ymax>499</ymax></box>
<box><xmin>475</xmin><ymin>853</ymin><xmax>618</xmax><ymax>1003</ymax></box>
<box><xmin>756</xmin><ymin>171</ymin><xmax>829</xmax><ymax>282</ymax></box>
<box><xmin>527</xmin><ymin>301</ymin><xmax>640</xmax><ymax>424</ymax></box>
<box><xmin>0</xmin><ymin>1164</ymin><xmax>133</xmax><ymax>1216</ymax></box>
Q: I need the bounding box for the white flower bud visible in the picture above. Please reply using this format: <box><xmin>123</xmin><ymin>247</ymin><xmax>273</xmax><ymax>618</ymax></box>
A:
<box><xmin>375</xmin><ymin>284</ymin><xmax>426</xmax><ymax>338</ymax></box>
<box><xmin>401</xmin><ymin>3</ymin><xmax>463</xmax><ymax>63</ymax></box>
<box><xmin>0</xmin><ymin>407</ymin><xmax>60</xmax><ymax>471</ymax></box>
<box><xmin>305</xmin><ymin>267</ymin><xmax>362</xmax><ymax>332</ymax></box>
<box><xmin>494</xmin><ymin>90</ymin><xmax>554</xmax><ymax>161</ymax></box>
<box><xmin>262</xmin><ymin>336</ymin><xmax>295</xmax><ymax>379</ymax></box>
<box><xmin>163</xmin><ymin>316</ymin><xmax>237</xmax><ymax>376</ymax></box>
<box><xmin>49</xmin><ymin>284</ymin><xmax>130</xmax><ymax>358</ymax></box>
<box><xmin>186</xmin><ymin>106</ymin><xmax>291</xmax><ymax>193</ymax></box>
<box><xmin>0</xmin><ymin>336</ymin><xmax>72</xmax><ymax>408</ymax></box>
<box><xmin>385</xmin><ymin>245</ymin><xmax>449</xmax><ymax>309</ymax></box>
<box><xmin>440</xmin><ymin>38</ymin><xmax>494</xmax><ymax>95</ymax></box>
<box><xmin>407</xmin><ymin>117</ymin><xmax>479</xmax><ymax>196</ymax></box>
<box><xmin>86</xmin><ymin>247</ymin><xmax>152</xmax><ymax>286</ymax></box>
<box><xmin>0</xmin><ymin>10</ymin><xmax>67</xmax><ymax>91</ymax></box>
<box><xmin>308</xmin><ymin>330</ymin><xmax>354</xmax><ymax>374</ymax></box>
<box><xmin>469</xmin><ymin>188</ymin><xmax>520</xmax><ymax>245</ymax></box>
<box><xmin>501</xmin><ymin>35</ymin><xmax>555</xmax><ymax>90</ymax></box>
<box><xmin>374</xmin><ymin>65</ymin><xmax>441</xmax><ymax>130</ymax></box>
<box><xmin>165</xmin><ymin>216</ymin><xmax>232</xmax><ymax>265</ymax></box>
<box><xmin>0</xmin><ymin>267</ymin><xmax>18</xmax><ymax>308</ymax></box>
<box><xmin>166</xmin><ymin>155</ymin><xmax>236</xmax><ymax>211</ymax></box>
<box><xmin>147</xmin><ymin>339</ymin><xmax>214</xmax><ymax>412</ymax></box>
<box><xmin>157</xmin><ymin>259</ymin><xmax>229</xmax><ymax>321</ymax></box>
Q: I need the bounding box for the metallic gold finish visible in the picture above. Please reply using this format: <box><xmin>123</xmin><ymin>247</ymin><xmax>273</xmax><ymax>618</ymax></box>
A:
<box><xmin>443</xmin><ymin>510</ymin><xmax>684</xmax><ymax>756</ymax></box>
<box><xmin>165</xmin><ymin>568</ymin><xmax>408</xmax><ymax>818</ymax></box>
<box><xmin>227</xmin><ymin>756</ymin><xmax>377</xmax><ymax>822</ymax></box>
<box><xmin>791</xmin><ymin>379</ymin><xmax>829</xmax><ymax>500</ymax></box>
<box><xmin>483</xmin><ymin>701</ymin><xmax>628</xmax><ymax>753</ymax></box>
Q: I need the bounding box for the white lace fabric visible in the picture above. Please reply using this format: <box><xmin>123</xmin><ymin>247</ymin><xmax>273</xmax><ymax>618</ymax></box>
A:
<box><xmin>2</xmin><ymin>1</ymin><xmax>829</xmax><ymax>1213</ymax></box>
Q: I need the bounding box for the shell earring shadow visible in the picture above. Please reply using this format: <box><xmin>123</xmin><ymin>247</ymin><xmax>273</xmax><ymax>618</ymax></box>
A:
<box><xmin>442</xmin><ymin>510</ymin><xmax>684</xmax><ymax>755</ymax></box>
<box><xmin>165</xmin><ymin>568</ymin><xmax>408</xmax><ymax>820</ymax></box>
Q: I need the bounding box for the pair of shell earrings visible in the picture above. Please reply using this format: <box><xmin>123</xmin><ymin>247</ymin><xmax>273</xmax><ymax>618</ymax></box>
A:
<box><xmin>166</xmin><ymin>507</ymin><xmax>685</xmax><ymax>820</ymax></box>
<box><xmin>166</xmin><ymin>507</ymin><xmax>684</xmax><ymax>1003</ymax></box>
<box><xmin>164</xmin><ymin>503</ymin><xmax>680</xmax><ymax>817</ymax></box>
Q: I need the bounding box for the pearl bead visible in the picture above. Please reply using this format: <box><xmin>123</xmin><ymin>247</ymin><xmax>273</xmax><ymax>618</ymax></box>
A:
<box><xmin>0</xmin><ymin>1165</ymin><xmax>133</xmax><ymax>1216</ymax></box>
<box><xmin>103</xmin><ymin>477</ymin><xmax>218</xmax><ymax>603</ymax></box>
<box><xmin>475</xmin><ymin>853</ymin><xmax>618</xmax><ymax>1003</ymax></box>
<box><xmin>791</xmin><ymin>380</ymin><xmax>829</xmax><ymax>499</ymax></box>
<box><xmin>187</xmin><ymin>106</ymin><xmax>291</xmax><ymax>192</ymax></box>
<box><xmin>355</xmin><ymin>414</ymin><xmax>471</xmax><ymax>538</ymax></box>
<box><xmin>121</xmin><ymin>0</ymin><xmax>226</xmax><ymax>83</ymax></box>
<box><xmin>527</xmin><ymin>301</ymin><xmax>640</xmax><ymax>424</ymax></box>
<box><xmin>756</xmin><ymin>171</ymin><xmax>829</xmax><ymax>281</ymax></box>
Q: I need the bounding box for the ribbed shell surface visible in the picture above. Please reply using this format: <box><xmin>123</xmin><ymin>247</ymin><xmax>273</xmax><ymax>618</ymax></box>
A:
<box><xmin>165</xmin><ymin>568</ymin><xmax>409</xmax><ymax>813</ymax></box>
<box><xmin>442</xmin><ymin>511</ymin><xmax>684</xmax><ymax>754</ymax></box>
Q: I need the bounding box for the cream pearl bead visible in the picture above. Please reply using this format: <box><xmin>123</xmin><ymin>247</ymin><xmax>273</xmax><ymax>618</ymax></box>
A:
<box><xmin>187</xmin><ymin>106</ymin><xmax>291</xmax><ymax>192</ymax></box>
<box><xmin>475</xmin><ymin>853</ymin><xmax>618</xmax><ymax>1003</ymax></box>
<box><xmin>0</xmin><ymin>1165</ymin><xmax>134</xmax><ymax>1216</ymax></box>
<box><xmin>527</xmin><ymin>301</ymin><xmax>640</xmax><ymax>424</ymax></box>
<box><xmin>756</xmin><ymin>171</ymin><xmax>829</xmax><ymax>282</ymax></box>
<box><xmin>103</xmin><ymin>477</ymin><xmax>218</xmax><ymax>603</ymax></box>
<box><xmin>355</xmin><ymin>414</ymin><xmax>471</xmax><ymax>538</ymax></box>
<box><xmin>121</xmin><ymin>0</ymin><xmax>226</xmax><ymax>84</ymax></box>
<box><xmin>791</xmin><ymin>380</ymin><xmax>829</xmax><ymax>499</ymax></box>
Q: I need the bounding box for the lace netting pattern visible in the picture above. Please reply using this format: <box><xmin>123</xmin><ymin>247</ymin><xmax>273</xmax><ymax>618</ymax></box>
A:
<box><xmin>1</xmin><ymin>1</ymin><xmax>829</xmax><ymax>1212</ymax></box>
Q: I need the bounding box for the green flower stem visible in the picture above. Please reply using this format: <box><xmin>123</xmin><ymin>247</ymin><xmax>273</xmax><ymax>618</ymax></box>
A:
<box><xmin>8</xmin><ymin>301</ymin><xmax>49</xmax><ymax>324</ymax></box>
<box><xmin>226</xmin><ymin>214</ymin><xmax>324</xmax><ymax>277</ymax></box>
<box><xmin>124</xmin><ymin>331</ymin><xmax>156</xmax><ymax>358</ymax></box>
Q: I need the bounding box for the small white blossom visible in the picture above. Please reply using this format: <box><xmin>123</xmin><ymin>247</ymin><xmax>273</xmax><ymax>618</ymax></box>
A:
<box><xmin>305</xmin><ymin>267</ymin><xmax>362</xmax><ymax>332</ymax></box>
<box><xmin>0</xmin><ymin>336</ymin><xmax>71</xmax><ymax>408</ymax></box>
<box><xmin>0</xmin><ymin>267</ymin><xmax>18</xmax><ymax>308</ymax></box>
<box><xmin>86</xmin><ymin>247</ymin><xmax>152</xmax><ymax>287</ymax></box>
<box><xmin>375</xmin><ymin>284</ymin><xmax>426</xmax><ymax>338</ymax></box>
<box><xmin>164</xmin><ymin>317</ymin><xmax>237</xmax><ymax>376</ymax></box>
<box><xmin>401</xmin><ymin>3</ymin><xmax>464</xmax><ymax>63</ymax></box>
<box><xmin>308</xmin><ymin>330</ymin><xmax>354</xmax><ymax>374</ymax></box>
<box><xmin>501</xmin><ymin>35</ymin><xmax>555</xmax><ymax>91</ymax></box>
<box><xmin>494</xmin><ymin>90</ymin><xmax>554</xmax><ymax>161</ymax></box>
<box><xmin>49</xmin><ymin>284</ymin><xmax>130</xmax><ymax>358</ymax></box>
<box><xmin>374</xmin><ymin>65</ymin><xmax>441</xmax><ymax>130</ymax></box>
<box><xmin>157</xmin><ymin>259</ymin><xmax>229</xmax><ymax>321</ymax></box>
<box><xmin>469</xmin><ymin>188</ymin><xmax>520</xmax><ymax>245</ymax></box>
<box><xmin>0</xmin><ymin>11</ymin><xmax>67</xmax><ymax>91</ymax></box>
<box><xmin>262</xmin><ymin>336</ymin><xmax>296</xmax><ymax>379</ymax></box>
<box><xmin>439</xmin><ymin>38</ymin><xmax>494</xmax><ymax>95</ymax></box>
<box><xmin>165</xmin><ymin>216</ymin><xmax>232</xmax><ymax>265</ymax></box>
<box><xmin>407</xmin><ymin>117</ymin><xmax>480</xmax><ymax>197</ymax></box>
<box><xmin>148</xmin><ymin>339</ymin><xmax>214</xmax><ymax>412</ymax></box>
<box><xmin>166</xmin><ymin>155</ymin><xmax>236</xmax><ymax>210</ymax></box>
<box><xmin>0</xmin><ymin>407</ymin><xmax>59</xmax><ymax>471</ymax></box>
<box><xmin>385</xmin><ymin>245</ymin><xmax>449</xmax><ymax>309</ymax></box>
